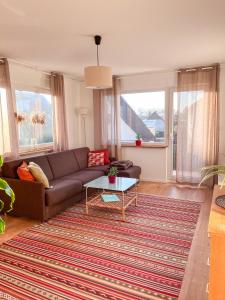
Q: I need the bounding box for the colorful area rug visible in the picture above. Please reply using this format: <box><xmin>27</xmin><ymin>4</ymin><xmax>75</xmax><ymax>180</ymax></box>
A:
<box><xmin>0</xmin><ymin>194</ymin><xmax>201</xmax><ymax>300</ymax></box>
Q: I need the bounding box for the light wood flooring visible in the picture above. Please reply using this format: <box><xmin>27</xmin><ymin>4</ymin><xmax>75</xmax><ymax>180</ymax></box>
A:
<box><xmin>0</xmin><ymin>181</ymin><xmax>212</xmax><ymax>300</ymax></box>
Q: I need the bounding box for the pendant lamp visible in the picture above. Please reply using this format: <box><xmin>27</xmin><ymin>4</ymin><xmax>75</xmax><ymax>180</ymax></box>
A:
<box><xmin>84</xmin><ymin>35</ymin><xmax>112</xmax><ymax>89</ymax></box>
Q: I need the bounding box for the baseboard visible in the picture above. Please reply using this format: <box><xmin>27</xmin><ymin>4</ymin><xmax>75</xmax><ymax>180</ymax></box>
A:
<box><xmin>140</xmin><ymin>178</ymin><xmax>168</xmax><ymax>183</ymax></box>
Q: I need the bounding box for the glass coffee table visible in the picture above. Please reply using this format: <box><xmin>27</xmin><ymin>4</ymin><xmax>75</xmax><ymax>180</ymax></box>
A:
<box><xmin>84</xmin><ymin>176</ymin><xmax>139</xmax><ymax>221</ymax></box>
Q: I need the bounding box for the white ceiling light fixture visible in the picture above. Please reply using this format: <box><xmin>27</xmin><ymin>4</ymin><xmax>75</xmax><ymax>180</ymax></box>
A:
<box><xmin>84</xmin><ymin>35</ymin><xmax>112</xmax><ymax>89</ymax></box>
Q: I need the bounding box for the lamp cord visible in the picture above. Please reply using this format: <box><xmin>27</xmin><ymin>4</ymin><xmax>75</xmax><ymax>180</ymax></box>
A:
<box><xmin>97</xmin><ymin>45</ymin><xmax>99</xmax><ymax>66</ymax></box>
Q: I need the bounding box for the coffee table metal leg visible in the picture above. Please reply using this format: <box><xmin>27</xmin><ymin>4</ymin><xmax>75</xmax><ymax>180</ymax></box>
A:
<box><xmin>135</xmin><ymin>184</ymin><xmax>138</xmax><ymax>207</ymax></box>
<box><xmin>86</xmin><ymin>187</ymin><xmax>89</xmax><ymax>214</ymax></box>
<box><xmin>122</xmin><ymin>209</ymin><xmax>125</xmax><ymax>221</ymax></box>
<box><xmin>122</xmin><ymin>191</ymin><xmax>126</xmax><ymax>221</ymax></box>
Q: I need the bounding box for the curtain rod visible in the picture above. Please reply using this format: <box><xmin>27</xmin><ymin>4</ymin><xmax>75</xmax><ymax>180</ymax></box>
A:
<box><xmin>9</xmin><ymin>58</ymin><xmax>53</xmax><ymax>75</ymax></box>
<box><xmin>177</xmin><ymin>65</ymin><xmax>218</xmax><ymax>73</ymax></box>
<box><xmin>8</xmin><ymin>58</ymin><xmax>81</xmax><ymax>81</ymax></box>
<box><xmin>116</xmin><ymin>63</ymin><xmax>225</xmax><ymax>79</ymax></box>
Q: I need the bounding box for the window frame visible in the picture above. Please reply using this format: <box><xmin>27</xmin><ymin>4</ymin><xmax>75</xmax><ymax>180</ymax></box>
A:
<box><xmin>14</xmin><ymin>88</ymin><xmax>55</xmax><ymax>155</ymax></box>
<box><xmin>120</xmin><ymin>88</ymin><xmax>170</xmax><ymax>148</ymax></box>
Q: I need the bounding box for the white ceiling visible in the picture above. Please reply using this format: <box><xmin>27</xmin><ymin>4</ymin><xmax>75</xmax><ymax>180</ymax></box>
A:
<box><xmin>0</xmin><ymin>0</ymin><xmax>225</xmax><ymax>77</ymax></box>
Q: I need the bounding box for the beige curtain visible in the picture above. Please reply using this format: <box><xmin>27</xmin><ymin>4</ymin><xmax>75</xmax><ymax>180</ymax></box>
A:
<box><xmin>0</xmin><ymin>58</ymin><xmax>19</xmax><ymax>159</ymax></box>
<box><xmin>176</xmin><ymin>64</ymin><xmax>219</xmax><ymax>183</ymax></box>
<box><xmin>50</xmin><ymin>73</ymin><xmax>68</xmax><ymax>151</ymax></box>
<box><xmin>93</xmin><ymin>77</ymin><xmax>121</xmax><ymax>159</ymax></box>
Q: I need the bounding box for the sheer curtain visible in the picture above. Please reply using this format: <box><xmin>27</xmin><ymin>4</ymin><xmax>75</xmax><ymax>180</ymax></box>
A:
<box><xmin>176</xmin><ymin>64</ymin><xmax>219</xmax><ymax>183</ymax></box>
<box><xmin>93</xmin><ymin>77</ymin><xmax>121</xmax><ymax>159</ymax></box>
<box><xmin>0</xmin><ymin>58</ymin><xmax>19</xmax><ymax>159</ymax></box>
<box><xmin>50</xmin><ymin>73</ymin><xmax>68</xmax><ymax>151</ymax></box>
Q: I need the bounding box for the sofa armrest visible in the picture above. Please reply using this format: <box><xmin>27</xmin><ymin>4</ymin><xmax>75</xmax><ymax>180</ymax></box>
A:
<box><xmin>0</xmin><ymin>177</ymin><xmax>46</xmax><ymax>221</ymax></box>
<box><xmin>109</xmin><ymin>157</ymin><xmax>117</xmax><ymax>162</ymax></box>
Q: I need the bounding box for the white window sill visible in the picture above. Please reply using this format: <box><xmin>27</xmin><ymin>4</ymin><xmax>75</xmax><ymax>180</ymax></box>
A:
<box><xmin>19</xmin><ymin>145</ymin><xmax>54</xmax><ymax>156</ymax></box>
<box><xmin>121</xmin><ymin>142</ymin><xmax>168</xmax><ymax>148</ymax></box>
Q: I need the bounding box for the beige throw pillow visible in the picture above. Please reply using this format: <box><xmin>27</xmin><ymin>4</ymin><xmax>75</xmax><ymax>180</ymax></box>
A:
<box><xmin>28</xmin><ymin>162</ymin><xmax>50</xmax><ymax>188</ymax></box>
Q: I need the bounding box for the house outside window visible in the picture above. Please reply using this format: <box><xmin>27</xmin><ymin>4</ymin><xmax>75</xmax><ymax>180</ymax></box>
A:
<box><xmin>15</xmin><ymin>90</ymin><xmax>54</xmax><ymax>153</ymax></box>
<box><xmin>120</xmin><ymin>91</ymin><xmax>168</xmax><ymax>146</ymax></box>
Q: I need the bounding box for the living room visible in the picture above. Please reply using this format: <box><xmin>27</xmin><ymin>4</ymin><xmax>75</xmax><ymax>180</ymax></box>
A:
<box><xmin>0</xmin><ymin>1</ymin><xmax>225</xmax><ymax>299</ymax></box>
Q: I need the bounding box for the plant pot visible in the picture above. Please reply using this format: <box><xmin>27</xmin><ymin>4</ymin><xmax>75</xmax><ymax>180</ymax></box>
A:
<box><xmin>135</xmin><ymin>140</ymin><xmax>142</xmax><ymax>147</ymax></box>
<box><xmin>108</xmin><ymin>175</ymin><xmax>116</xmax><ymax>184</ymax></box>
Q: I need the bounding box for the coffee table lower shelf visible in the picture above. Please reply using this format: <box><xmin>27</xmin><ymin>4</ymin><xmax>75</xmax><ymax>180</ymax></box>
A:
<box><xmin>86</xmin><ymin>191</ymin><xmax>138</xmax><ymax>221</ymax></box>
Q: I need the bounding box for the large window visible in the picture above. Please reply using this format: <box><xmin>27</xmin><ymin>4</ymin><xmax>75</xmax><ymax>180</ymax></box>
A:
<box><xmin>171</xmin><ymin>90</ymin><xmax>204</xmax><ymax>176</ymax></box>
<box><xmin>120</xmin><ymin>91</ymin><xmax>167</xmax><ymax>145</ymax></box>
<box><xmin>0</xmin><ymin>88</ymin><xmax>11</xmax><ymax>153</ymax></box>
<box><xmin>15</xmin><ymin>90</ymin><xmax>54</xmax><ymax>152</ymax></box>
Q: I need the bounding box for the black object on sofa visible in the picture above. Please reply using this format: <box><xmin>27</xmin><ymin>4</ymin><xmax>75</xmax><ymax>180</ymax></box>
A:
<box><xmin>0</xmin><ymin>147</ymin><xmax>141</xmax><ymax>221</ymax></box>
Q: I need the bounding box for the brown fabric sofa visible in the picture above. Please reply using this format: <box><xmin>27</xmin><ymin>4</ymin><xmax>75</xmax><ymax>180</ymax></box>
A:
<box><xmin>1</xmin><ymin>147</ymin><xmax>141</xmax><ymax>221</ymax></box>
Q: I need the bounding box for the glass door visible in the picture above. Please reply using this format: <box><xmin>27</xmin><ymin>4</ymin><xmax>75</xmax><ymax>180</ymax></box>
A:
<box><xmin>167</xmin><ymin>90</ymin><xmax>178</xmax><ymax>180</ymax></box>
<box><xmin>172</xmin><ymin>92</ymin><xmax>178</xmax><ymax>177</ymax></box>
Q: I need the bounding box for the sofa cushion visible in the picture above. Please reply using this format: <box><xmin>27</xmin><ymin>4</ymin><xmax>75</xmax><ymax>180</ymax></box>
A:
<box><xmin>26</xmin><ymin>156</ymin><xmax>54</xmax><ymax>180</ymax></box>
<box><xmin>47</xmin><ymin>151</ymin><xmax>80</xmax><ymax>179</ymax></box>
<box><xmin>46</xmin><ymin>178</ymin><xmax>82</xmax><ymax>206</ymax></box>
<box><xmin>73</xmin><ymin>147</ymin><xmax>89</xmax><ymax>170</ymax></box>
<box><xmin>17</xmin><ymin>161</ymin><xmax>35</xmax><ymax>181</ymax></box>
<box><xmin>88</xmin><ymin>152</ymin><xmax>104</xmax><ymax>167</ymax></box>
<box><xmin>28</xmin><ymin>162</ymin><xmax>50</xmax><ymax>188</ymax></box>
<box><xmin>117</xmin><ymin>166</ymin><xmax>141</xmax><ymax>179</ymax></box>
<box><xmin>85</xmin><ymin>165</ymin><xmax>109</xmax><ymax>173</ymax></box>
<box><xmin>90</xmin><ymin>149</ymin><xmax>110</xmax><ymax>164</ymax></box>
<box><xmin>64</xmin><ymin>170</ymin><xmax>104</xmax><ymax>184</ymax></box>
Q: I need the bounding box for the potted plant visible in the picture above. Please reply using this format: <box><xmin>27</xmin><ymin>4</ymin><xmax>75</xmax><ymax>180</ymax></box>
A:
<box><xmin>199</xmin><ymin>164</ymin><xmax>225</xmax><ymax>208</ymax></box>
<box><xmin>108</xmin><ymin>166</ymin><xmax>118</xmax><ymax>184</ymax></box>
<box><xmin>0</xmin><ymin>156</ymin><xmax>15</xmax><ymax>234</ymax></box>
<box><xmin>199</xmin><ymin>165</ymin><xmax>225</xmax><ymax>188</ymax></box>
<box><xmin>135</xmin><ymin>133</ymin><xmax>142</xmax><ymax>147</ymax></box>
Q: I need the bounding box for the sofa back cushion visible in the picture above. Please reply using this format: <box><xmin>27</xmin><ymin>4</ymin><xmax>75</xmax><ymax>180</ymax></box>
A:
<box><xmin>47</xmin><ymin>150</ymin><xmax>80</xmax><ymax>178</ymax></box>
<box><xmin>26</xmin><ymin>156</ymin><xmax>54</xmax><ymax>181</ymax></box>
<box><xmin>73</xmin><ymin>147</ymin><xmax>90</xmax><ymax>170</ymax></box>
<box><xmin>2</xmin><ymin>155</ymin><xmax>54</xmax><ymax>181</ymax></box>
<box><xmin>17</xmin><ymin>161</ymin><xmax>35</xmax><ymax>181</ymax></box>
<box><xmin>2</xmin><ymin>159</ymin><xmax>24</xmax><ymax>178</ymax></box>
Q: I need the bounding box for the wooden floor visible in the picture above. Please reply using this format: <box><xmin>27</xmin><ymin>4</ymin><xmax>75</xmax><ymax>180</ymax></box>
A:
<box><xmin>0</xmin><ymin>181</ymin><xmax>212</xmax><ymax>300</ymax></box>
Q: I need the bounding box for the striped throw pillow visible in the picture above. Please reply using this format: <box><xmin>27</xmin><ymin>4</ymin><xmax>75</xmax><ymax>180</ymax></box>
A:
<box><xmin>88</xmin><ymin>152</ymin><xmax>104</xmax><ymax>167</ymax></box>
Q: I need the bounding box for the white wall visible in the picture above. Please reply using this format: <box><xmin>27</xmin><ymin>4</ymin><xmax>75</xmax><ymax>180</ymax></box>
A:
<box><xmin>64</xmin><ymin>77</ymin><xmax>80</xmax><ymax>149</ymax></box>
<box><xmin>79</xmin><ymin>83</ymin><xmax>94</xmax><ymax>149</ymax></box>
<box><xmin>9</xmin><ymin>63</ymin><xmax>50</xmax><ymax>93</ymax></box>
<box><xmin>120</xmin><ymin>71</ymin><xmax>177</xmax><ymax>92</ymax></box>
<box><xmin>122</xmin><ymin>147</ymin><xmax>168</xmax><ymax>181</ymax></box>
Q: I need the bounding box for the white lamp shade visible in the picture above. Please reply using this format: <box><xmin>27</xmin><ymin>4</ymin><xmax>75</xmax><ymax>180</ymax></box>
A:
<box><xmin>84</xmin><ymin>66</ymin><xmax>112</xmax><ymax>89</ymax></box>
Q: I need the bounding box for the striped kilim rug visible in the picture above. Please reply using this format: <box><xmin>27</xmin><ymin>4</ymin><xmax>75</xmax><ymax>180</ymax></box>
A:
<box><xmin>0</xmin><ymin>194</ymin><xmax>201</xmax><ymax>300</ymax></box>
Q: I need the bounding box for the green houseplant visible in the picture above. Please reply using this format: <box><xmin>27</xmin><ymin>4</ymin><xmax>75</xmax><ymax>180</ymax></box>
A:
<box><xmin>135</xmin><ymin>133</ymin><xmax>142</xmax><ymax>147</ymax></box>
<box><xmin>0</xmin><ymin>156</ymin><xmax>15</xmax><ymax>234</ymax></box>
<box><xmin>108</xmin><ymin>166</ymin><xmax>118</xmax><ymax>184</ymax></box>
<box><xmin>199</xmin><ymin>165</ymin><xmax>225</xmax><ymax>188</ymax></box>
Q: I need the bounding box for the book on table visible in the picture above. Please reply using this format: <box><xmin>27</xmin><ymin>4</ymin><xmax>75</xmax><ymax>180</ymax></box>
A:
<box><xmin>101</xmin><ymin>194</ymin><xmax>120</xmax><ymax>202</ymax></box>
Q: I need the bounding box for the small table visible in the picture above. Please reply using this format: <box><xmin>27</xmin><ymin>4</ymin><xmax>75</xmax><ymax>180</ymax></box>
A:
<box><xmin>84</xmin><ymin>176</ymin><xmax>139</xmax><ymax>221</ymax></box>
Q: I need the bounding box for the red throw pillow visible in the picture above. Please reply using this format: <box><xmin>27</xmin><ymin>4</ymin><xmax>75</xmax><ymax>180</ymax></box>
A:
<box><xmin>88</xmin><ymin>152</ymin><xmax>105</xmax><ymax>167</ymax></box>
<box><xmin>90</xmin><ymin>149</ymin><xmax>110</xmax><ymax>165</ymax></box>
<box><xmin>17</xmin><ymin>161</ymin><xmax>35</xmax><ymax>181</ymax></box>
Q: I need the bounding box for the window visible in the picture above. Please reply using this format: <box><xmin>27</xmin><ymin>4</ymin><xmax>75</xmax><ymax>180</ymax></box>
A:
<box><xmin>15</xmin><ymin>90</ymin><xmax>54</xmax><ymax>152</ymax></box>
<box><xmin>0</xmin><ymin>88</ymin><xmax>11</xmax><ymax>153</ymax></box>
<box><xmin>171</xmin><ymin>90</ymin><xmax>204</xmax><ymax>175</ymax></box>
<box><xmin>120</xmin><ymin>91</ymin><xmax>167</xmax><ymax>146</ymax></box>
<box><xmin>172</xmin><ymin>92</ymin><xmax>178</xmax><ymax>173</ymax></box>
